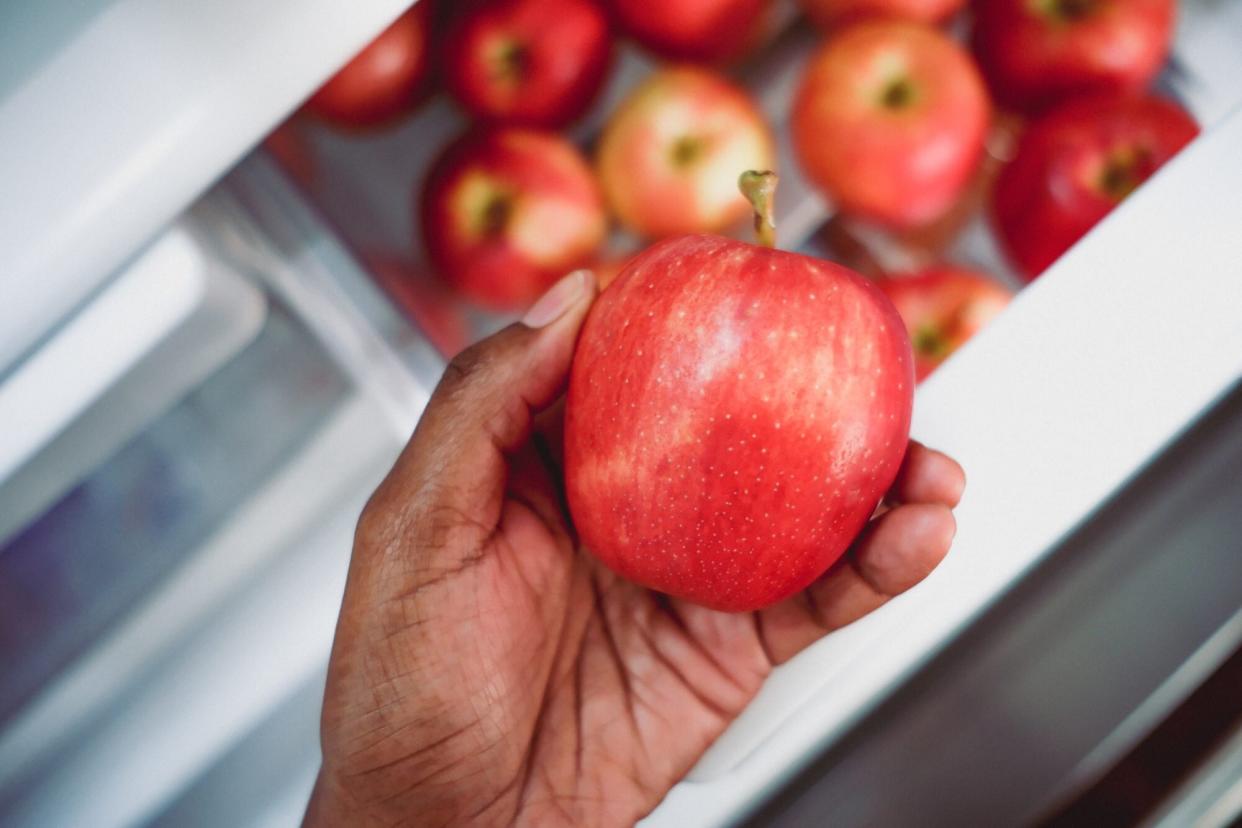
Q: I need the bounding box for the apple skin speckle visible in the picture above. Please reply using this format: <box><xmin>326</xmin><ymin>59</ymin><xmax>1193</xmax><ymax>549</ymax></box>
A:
<box><xmin>564</xmin><ymin>234</ymin><xmax>914</xmax><ymax>612</ymax></box>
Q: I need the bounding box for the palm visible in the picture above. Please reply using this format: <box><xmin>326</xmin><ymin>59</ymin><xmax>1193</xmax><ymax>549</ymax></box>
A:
<box><xmin>469</xmin><ymin>492</ymin><xmax>775</xmax><ymax>827</ymax></box>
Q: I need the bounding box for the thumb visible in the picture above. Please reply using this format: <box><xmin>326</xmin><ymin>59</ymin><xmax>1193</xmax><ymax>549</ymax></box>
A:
<box><xmin>361</xmin><ymin>269</ymin><xmax>597</xmax><ymax>553</ymax></box>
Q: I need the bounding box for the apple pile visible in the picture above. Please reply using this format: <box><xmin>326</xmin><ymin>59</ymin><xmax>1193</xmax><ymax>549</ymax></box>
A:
<box><xmin>422</xmin><ymin>0</ymin><xmax>780</xmax><ymax>309</ymax></box>
<box><xmin>294</xmin><ymin>0</ymin><xmax>1198</xmax><ymax>305</ymax></box>
<box><xmin>300</xmin><ymin>0</ymin><xmax>778</xmax><ymax>310</ymax></box>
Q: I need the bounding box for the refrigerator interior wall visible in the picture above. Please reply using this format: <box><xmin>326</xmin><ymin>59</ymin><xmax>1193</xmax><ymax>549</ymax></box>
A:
<box><xmin>0</xmin><ymin>298</ymin><xmax>342</xmax><ymax>724</ymax></box>
<box><xmin>0</xmin><ymin>154</ymin><xmax>440</xmax><ymax>827</ymax></box>
<box><xmin>0</xmin><ymin>223</ymin><xmax>269</xmax><ymax>547</ymax></box>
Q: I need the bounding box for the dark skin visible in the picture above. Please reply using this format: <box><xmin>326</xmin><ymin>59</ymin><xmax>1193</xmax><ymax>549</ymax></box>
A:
<box><xmin>305</xmin><ymin>271</ymin><xmax>964</xmax><ymax>827</ymax></box>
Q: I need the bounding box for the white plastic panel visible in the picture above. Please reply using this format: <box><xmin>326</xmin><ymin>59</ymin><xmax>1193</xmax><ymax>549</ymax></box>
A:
<box><xmin>1168</xmin><ymin>0</ymin><xmax>1242</xmax><ymax>124</ymax></box>
<box><xmin>0</xmin><ymin>0</ymin><xmax>413</xmax><ymax>373</ymax></box>
<box><xmin>0</xmin><ymin>224</ymin><xmax>267</xmax><ymax>543</ymax></box>
<box><xmin>0</xmin><ymin>149</ymin><xmax>430</xmax><ymax>828</ymax></box>
<box><xmin>0</xmin><ymin>394</ymin><xmax>399</xmax><ymax>828</ymax></box>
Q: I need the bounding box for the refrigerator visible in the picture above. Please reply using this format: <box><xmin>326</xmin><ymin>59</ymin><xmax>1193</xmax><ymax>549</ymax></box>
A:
<box><xmin>2</xmin><ymin>1</ymin><xmax>1242</xmax><ymax>825</ymax></box>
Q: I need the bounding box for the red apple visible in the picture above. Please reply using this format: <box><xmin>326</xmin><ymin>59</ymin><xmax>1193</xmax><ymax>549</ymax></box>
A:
<box><xmin>565</xmin><ymin>232</ymin><xmax>914</xmax><ymax>612</ymax></box>
<box><xmin>605</xmin><ymin>0</ymin><xmax>771</xmax><ymax>63</ymax></box>
<box><xmin>442</xmin><ymin>0</ymin><xmax>612</xmax><ymax>128</ymax></box>
<box><xmin>876</xmin><ymin>266</ymin><xmax>1012</xmax><ymax>381</ymax></box>
<box><xmin>792</xmin><ymin>21</ymin><xmax>989</xmax><ymax>229</ymax></box>
<box><xmin>421</xmin><ymin>128</ymin><xmax>607</xmax><ymax>310</ymax></box>
<box><xmin>597</xmin><ymin>67</ymin><xmax>775</xmax><ymax>239</ymax></box>
<box><xmin>992</xmin><ymin>94</ymin><xmax>1197</xmax><ymax>280</ymax></box>
<box><xmin>799</xmin><ymin>0</ymin><xmax>965</xmax><ymax>28</ymax></box>
<box><xmin>305</xmin><ymin>3</ymin><xmax>432</xmax><ymax>128</ymax></box>
<box><xmin>971</xmin><ymin>0</ymin><xmax>1175</xmax><ymax>114</ymax></box>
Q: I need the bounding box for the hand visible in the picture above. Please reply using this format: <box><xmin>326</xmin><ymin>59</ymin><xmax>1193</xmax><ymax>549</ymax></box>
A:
<box><xmin>306</xmin><ymin>270</ymin><xmax>965</xmax><ymax>827</ymax></box>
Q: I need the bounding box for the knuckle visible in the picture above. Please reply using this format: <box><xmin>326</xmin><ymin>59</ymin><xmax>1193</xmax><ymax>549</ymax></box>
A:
<box><xmin>410</xmin><ymin>498</ymin><xmax>461</xmax><ymax>552</ymax></box>
<box><xmin>482</xmin><ymin>397</ymin><xmax>527</xmax><ymax>447</ymax></box>
<box><xmin>354</xmin><ymin>491</ymin><xmax>395</xmax><ymax>554</ymax></box>
<box><xmin>439</xmin><ymin>324</ymin><xmax>527</xmax><ymax>395</ymax></box>
<box><xmin>409</xmin><ymin>495</ymin><xmax>488</xmax><ymax>554</ymax></box>
<box><xmin>441</xmin><ymin>341</ymin><xmax>491</xmax><ymax>393</ymax></box>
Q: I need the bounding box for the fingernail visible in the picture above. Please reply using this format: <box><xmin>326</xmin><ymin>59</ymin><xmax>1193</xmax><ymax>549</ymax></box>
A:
<box><xmin>522</xmin><ymin>270</ymin><xmax>591</xmax><ymax>328</ymax></box>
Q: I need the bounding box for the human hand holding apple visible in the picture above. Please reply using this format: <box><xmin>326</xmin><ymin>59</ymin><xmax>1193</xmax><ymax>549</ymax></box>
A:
<box><xmin>309</xmin><ymin>244</ymin><xmax>963</xmax><ymax>824</ymax></box>
<box><xmin>442</xmin><ymin>0</ymin><xmax>613</xmax><ymax>128</ymax></box>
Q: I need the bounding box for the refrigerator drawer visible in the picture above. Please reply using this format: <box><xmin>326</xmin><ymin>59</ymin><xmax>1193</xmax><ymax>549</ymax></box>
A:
<box><xmin>262</xmin><ymin>4</ymin><xmax>1242</xmax><ymax>819</ymax></box>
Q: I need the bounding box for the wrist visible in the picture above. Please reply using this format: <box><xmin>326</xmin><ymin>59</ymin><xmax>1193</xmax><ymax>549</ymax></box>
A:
<box><xmin>303</xmin><ymin>767</ymin><xmax>371</xmax><ymax>828</ymax></box>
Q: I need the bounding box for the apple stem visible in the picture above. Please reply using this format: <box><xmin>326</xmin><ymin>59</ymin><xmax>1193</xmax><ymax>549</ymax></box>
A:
<box><xmin>739</xmin><ymin>170</ymin><xmax>777</xmax><ymax>248</ymax></box>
